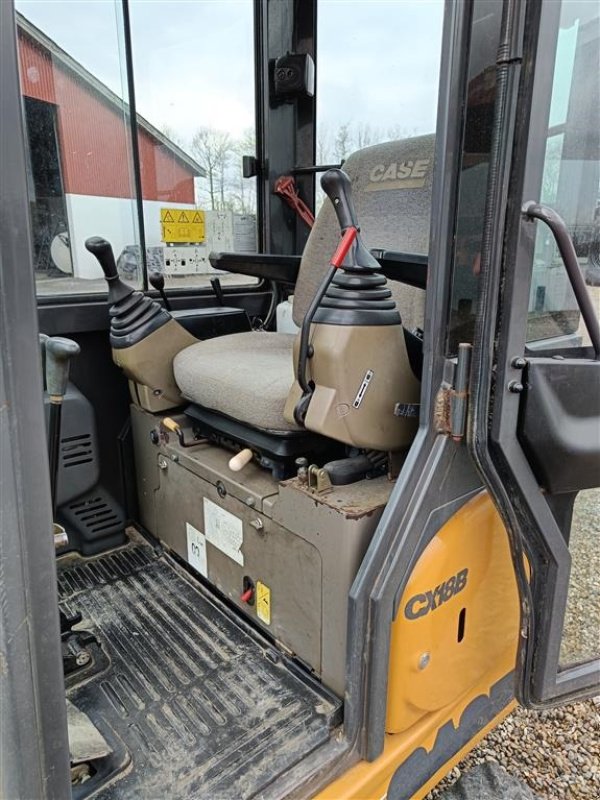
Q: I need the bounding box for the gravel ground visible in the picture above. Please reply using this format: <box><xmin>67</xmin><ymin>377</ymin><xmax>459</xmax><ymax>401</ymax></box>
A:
<box><xmin>561</xmin><ymin>489</ymin><xmax>600</xmax><ymax>665</ymax></box>
<box><xmin>429</xmin><ymin>488</ymin><xmax>600</xmax><ymax>799</ymax></box>
<box><xmin>428</xmin><ymin>700</ymin><xmax>600</xmax><ymax>799</ymax></box>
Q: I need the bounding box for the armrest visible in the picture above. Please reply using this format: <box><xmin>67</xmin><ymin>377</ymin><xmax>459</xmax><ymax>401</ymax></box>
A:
<box><xmin>209</xmin><ymin>249</ymin><xmax>427</xmax><ymax>289</ymax></box>
<box><xmin>372</xmin><ymin>250</ymin><xmax>428</xmax><ymax>289</ymax></box>
<box><xmin>209</xmin><ymin>252</ymin><xmax>301</xmax><ymax>284</ymax></box>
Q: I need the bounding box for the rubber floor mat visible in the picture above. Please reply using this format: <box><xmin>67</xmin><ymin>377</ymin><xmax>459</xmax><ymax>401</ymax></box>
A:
<box><xmin>58</xmin><ymin>539</ymin><xmax>341</xmax><ymax>799</ymax></box>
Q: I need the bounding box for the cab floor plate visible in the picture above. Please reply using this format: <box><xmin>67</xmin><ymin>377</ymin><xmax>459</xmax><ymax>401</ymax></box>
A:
<box><xmin>58</xmin><ymin>538</ymin><xmax>341</xmax><ymax>799</ymax></box>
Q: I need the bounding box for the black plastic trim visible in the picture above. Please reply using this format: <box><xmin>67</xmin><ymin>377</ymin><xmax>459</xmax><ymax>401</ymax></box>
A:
<box><xmin>184</xmin><ymin>403</ymin><xmax>340</xmax><ymax>461</ymax></box>
<box><xmin>0</xmin><ymin>3</ymin><xmax>72</xmax><ymax>795</ymax></box>
<box><xmin>372</xmin><ymin>250</ymin><xmax>428</xmax><ymax>289</ymax></box>
<box><xmin>388</xmin><ymin>672</ymin><xmax>514</xmax><ymax>799</ymax></box>
<box><xmin>209</xmin><ymin>251</ymin><xmax>301</xmax><ymax>283</ymax></box>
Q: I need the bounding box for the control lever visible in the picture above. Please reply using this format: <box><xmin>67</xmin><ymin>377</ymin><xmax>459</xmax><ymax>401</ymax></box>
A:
<box><xmin>85</xmin><ymin>236</ymin><xmax>133</xmax><ymax>304</ymax></box>
<box><xmin>273</xmin><ymin>176</ymin><xmax>315</xmax><ymax>229</ymax></box>
<box><xmin>149</xmin><ymin>270</ymin><xmax>172</xmax><ymax>311</ymax></box>
<box><xmin>321</xmin><ymin>169</ymin><xmax>379</xmax><ymax>270</ymax></box>
<box><xmin>210</xmin><ymin>276</ymin><xmax>225</xmax><ymax>307</ymax></box>
<box><xmin>85</xmin><ymin>236</ymin><xmax>170</xmax><ymax>349</ymax></box>
<box><xmin>39</xmin><ymin>333</ymin><xmax>49</xmax><ymax>391</ymax></box>
<box><xmin>294</xmin><ymin>168</ymin><xmax>371</xmax><ymax>424</ymax></box>
<box><xmin>46</xmin><ymin>337</ymin><xmax>80</xmax><ymax>517</ymax></box>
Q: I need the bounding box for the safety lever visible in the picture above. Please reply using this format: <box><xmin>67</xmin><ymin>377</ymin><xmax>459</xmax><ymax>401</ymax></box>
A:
<box><xmin>274</xmin><ymin>176</ymin><xmax>315</xmax><ymax>229</ymax></box>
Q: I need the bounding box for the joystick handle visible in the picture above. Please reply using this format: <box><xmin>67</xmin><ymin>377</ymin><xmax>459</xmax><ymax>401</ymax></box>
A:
<box><xmin>321</xmin><ymin>168</ymin><xmax>379</xmax><ymax>270</ymax></box>
<box><xmin>149</xmin><ymin>270</ymin><xmax>172</xmax><ymax>311</ymax></box>
<box><xmin>321</xmin><ymin>169</ymin><xmax>359</xmax><ymax>232</ymax></box>
<box><xmin>85</xmin><ymin>236</ymin><xmax>132</xmax><ymax>304</ymax></box>
<box><xmin>46</xmin><ymin>337</ymin><xmax>80</xmax><ymax>399</ymax></box>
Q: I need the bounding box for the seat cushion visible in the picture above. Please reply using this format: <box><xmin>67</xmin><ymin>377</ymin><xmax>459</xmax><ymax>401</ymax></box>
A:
<box><xmin>173</xmin><ymin>331</ymin><xmax>301</xmax><ymax>432</ymax></box>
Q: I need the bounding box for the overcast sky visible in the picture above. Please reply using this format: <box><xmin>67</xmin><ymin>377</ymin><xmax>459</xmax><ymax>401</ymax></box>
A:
<box><xmin>16</xmin><ymin>0</ymin><xmax>444</xmax><ymax>147</ymax></box>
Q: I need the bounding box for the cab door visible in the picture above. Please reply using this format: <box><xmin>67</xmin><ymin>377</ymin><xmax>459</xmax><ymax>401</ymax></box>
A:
<box><xmin>470</xmin><ymin>0</ymin><xmax>600</xmax><ymax>705</ymax></box>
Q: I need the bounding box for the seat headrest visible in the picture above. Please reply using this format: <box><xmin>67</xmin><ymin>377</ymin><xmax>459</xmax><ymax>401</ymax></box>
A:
<box><xmin>293</xmin><ymin>133</ymin><xmax>435</xmax><ymax>326</ymax></box>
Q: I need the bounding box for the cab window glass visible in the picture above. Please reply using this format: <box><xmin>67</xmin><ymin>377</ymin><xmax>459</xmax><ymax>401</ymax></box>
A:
<box><xmin>527</xmin><ymin>2</ymin><xmax>600</xmax><ymax>346</ymax></box>
<box><xmin>316</xmin><ymin>0</ymin><xmax>443</xmax><ymax>211</ymax></box>
<box><xmin>128</xmin><ymin>0</ymin><xmax>257</xmax><ymax>291</ymax></box>
<box><xmin>16</xmin><ymin>1</ymin><xmax>141</xmax><ymax>296</ymax></box>
<box><xmin>446</xmin><ymin>2</ymin><xmax>503</xmax><ymax>354</ymax></box>
<box><xmin>540</xmin><ymin>2</ymin><xmax>599</xmax><ymax>671</ymax></box>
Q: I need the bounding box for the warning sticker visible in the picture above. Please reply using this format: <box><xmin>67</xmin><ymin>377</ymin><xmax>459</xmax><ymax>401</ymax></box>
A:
<box><xmin>256</xmin><ymin>581</ymin><xmax>271</xmax><ymax>625</ymax></box>
<box><xmin>160</xmin><ymin>207</ymin><xmax>205</xmax><ymax>243</ymax></box>
<box><xmin>186</xmin><ymin>522</ymin><xmax>207</xmax><ymax>577</ymax></box>
<box><xmin>203</xmin><ymin>498</ymin><xmax>244</xmax><ymax>566</ymax></box>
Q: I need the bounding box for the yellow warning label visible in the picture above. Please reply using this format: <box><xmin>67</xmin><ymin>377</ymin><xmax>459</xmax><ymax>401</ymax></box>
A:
<box><xmin>160</xmin><ymin>208</ymin><xmax>205</xmax><ymax>243</ymax></box>
<box><xmin>256</xmin><ymin>581</ymin><xmax>271</xmax><ymax>625</ymax></box>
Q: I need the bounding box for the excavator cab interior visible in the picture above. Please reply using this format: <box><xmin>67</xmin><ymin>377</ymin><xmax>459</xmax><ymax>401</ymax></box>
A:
<box><xmin>1</xmin><ymin>1</ymin><xmax>599</xmax><ymax>799</ymax></box>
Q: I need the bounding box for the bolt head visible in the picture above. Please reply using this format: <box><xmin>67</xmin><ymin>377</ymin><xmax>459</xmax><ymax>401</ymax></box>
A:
<box><xmin>418</xmin><ymin>652</ymin><xmax>430</xmax><ymax>670</ymax></box>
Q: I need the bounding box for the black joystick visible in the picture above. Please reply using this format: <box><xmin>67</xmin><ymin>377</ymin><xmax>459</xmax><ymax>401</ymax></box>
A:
<box><xmin>293</xmin><ymin>168</ymin><xmax>401</xmax><ymax>425</ymax></box>
<box><xmin>85</xmin><ymin>237</ymin><xmax>171</xmax><ymax>349</ymax></box>
<box><xmin>85</xmin><ymin>236</ymin><xmax>133</xmax><ymax>304</ymax></box>
<box><xmin>320</xmin><ymin>169</ymin><xmax>380</xmax><ymax>273</ymax></box>
<box><xmin>315</xmin><ymin>168</ymin><xmax>399</xmax><ymax>323</ymax></box>
<box><xmin>149</xmin><ymin>270</ymin><xmax>171</xmax><ymax>311</ymax></box>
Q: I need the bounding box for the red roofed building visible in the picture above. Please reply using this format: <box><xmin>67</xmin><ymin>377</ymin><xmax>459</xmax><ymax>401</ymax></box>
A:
<box><xmin>17</xmin><ymin>13</ymin><xmax>204</xmax><ymax>279</ymax></box>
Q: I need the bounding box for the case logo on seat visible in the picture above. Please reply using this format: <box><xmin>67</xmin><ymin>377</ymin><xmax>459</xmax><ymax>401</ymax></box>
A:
<box><xmin>366</xmin><ymin>159</ymin><xmax>431</xmax><ymax>192</ymax></box>
<box><xmin>404</xmin><ymin>568</ymin><xmax>469</xmax><ymax>620</ymax></box>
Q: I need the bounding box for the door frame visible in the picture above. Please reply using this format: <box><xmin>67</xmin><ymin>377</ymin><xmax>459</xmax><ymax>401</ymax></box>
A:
<box><xmin>468</xmin><ymin>0</ymin><xmax>600</xmax><ymax>706</ymax></box>
<box><xmin>0</xmin><ymin>2</ymin><xmax>72</xmax><ymax>797</ymax></box>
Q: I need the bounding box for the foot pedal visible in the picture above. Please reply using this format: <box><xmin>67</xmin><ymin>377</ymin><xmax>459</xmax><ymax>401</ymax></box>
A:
<box><xmin>60</xmin><ymin>609</ymin><xmax>99</xmax><ymax>676</ymax></box>
<box><xmin>59</xmin><ymin>486</ymin><xmax>126</xmax><ymax>555</ymax></box>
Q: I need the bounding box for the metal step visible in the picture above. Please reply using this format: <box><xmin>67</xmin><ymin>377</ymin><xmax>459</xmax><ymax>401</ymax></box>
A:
<box><xmin>58</xmin><ymin>537</ymin><xmax>341</xmax><ymax>799</ymax></box>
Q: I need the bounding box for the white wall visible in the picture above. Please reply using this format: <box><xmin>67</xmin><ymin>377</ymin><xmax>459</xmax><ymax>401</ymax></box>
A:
<box><xmin>65</xmin><ymin>194</ymin><xmax>194</xmax><ymax>279</ymax></box>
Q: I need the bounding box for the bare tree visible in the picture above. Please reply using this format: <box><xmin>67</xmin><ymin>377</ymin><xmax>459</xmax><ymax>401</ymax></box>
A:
<box><xmin>317</xmin><ymin>122</ymin><xmax>332</xmax><ymax>165</ymax></box>
<box><xmin>161</xmin><ymin>124</ymin><xmax>186</xmax><ymax>149</ymax></box>
<box><xmin>386</xmin><ymin>123</ymin><xmax>417</xmax><ymax>141</ymax></box>
<box><xmin>229</xmin><ymin>128</ymin><xmax>257</xmax><ymax>214</ymax></box>
<box><xmin>190</xmin><ymin>127</ymin><xmax>232</xmax><ymax>210</ymax></box>
<box><xmin>355</xmin><ymin>122</ymin><xmax>374</xmax><ymax>149</ymax></box>
<box><xmin>334</xmin><ymin>122</ymin><xmax>352</xmax><ymax>162</ymax></box>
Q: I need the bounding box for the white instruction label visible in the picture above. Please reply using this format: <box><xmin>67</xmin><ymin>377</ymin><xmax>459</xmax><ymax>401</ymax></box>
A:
<box><xmin>186</xmin><ymin>522</ymin><xmax>207</xmax><ymax>577</ymax></box>
<box><xmin>203</xmin><ymin>498</ymin><xmax>244</xmax><ymax>566</ymax></box>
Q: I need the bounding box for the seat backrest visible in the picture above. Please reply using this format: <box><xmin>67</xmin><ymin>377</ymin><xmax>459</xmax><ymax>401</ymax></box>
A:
<box><xmin>293</xmin><ymin>133</ymin><xmax>435</xmax><ymax>331</ymax></box>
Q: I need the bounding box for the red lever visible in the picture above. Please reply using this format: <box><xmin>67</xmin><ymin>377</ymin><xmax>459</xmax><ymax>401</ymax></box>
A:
<box><xmin>330</xmin><ymin>226</ymin><xmax>358</xmax><ymax>268</ymax></box>
<box><xmin>273</xmin><ymin>176</ymin><xmax>315</xmax><ymax>229</ymax></box>
<box><xmin>241</xmin><ymin>587</ymin><xmax>254</xmax><ymax>603</ymax></box>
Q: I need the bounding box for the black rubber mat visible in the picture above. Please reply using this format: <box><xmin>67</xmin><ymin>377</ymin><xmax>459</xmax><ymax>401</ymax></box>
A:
<box><xmin>58</xmin><ymin>539</ymin><xmax>341</xmax><ymax>799</ymax></box>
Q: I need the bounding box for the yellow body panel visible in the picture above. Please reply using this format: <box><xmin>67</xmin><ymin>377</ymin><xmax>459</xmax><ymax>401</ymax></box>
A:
<box><xmin>315</xmin><ymin>491</ymin><xmax>521</xmax><ymax>800</ymax></box>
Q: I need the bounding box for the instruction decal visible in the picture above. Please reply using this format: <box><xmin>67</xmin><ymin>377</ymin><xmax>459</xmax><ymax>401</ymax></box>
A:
<box><xmin>186</xmin><ymin>522</ymin><xmax>207</xmax><ymax>577</ymax></box>
<box><xmin>256</xmin><ymin>581</ymin><xmax>271</xmax><ymax>625</ymax></box>
<box><xmin>203</xmin><ymin>498</ymin><xmax>244</xmax><ymax>566</ymax></box>
<box><xmin>353</xmin><ymin>369</ymin><xmax>374</xmax><ymax>409</ymax></box>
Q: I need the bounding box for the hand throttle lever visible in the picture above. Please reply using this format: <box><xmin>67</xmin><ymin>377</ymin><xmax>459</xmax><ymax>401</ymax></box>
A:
<box><xmin>149</xmin><ymin>270</ymin><xmax>172</xmax><ymax>311</ymax></box>
<box><xmin>45</xmin><ymin>337</ymin><xmax>80</xmax><ymax>518</ymax></box>
<box><xmin>46</xmin><ymin>337</ymin><xmax>80</xmax><ymax>401</ymax></box>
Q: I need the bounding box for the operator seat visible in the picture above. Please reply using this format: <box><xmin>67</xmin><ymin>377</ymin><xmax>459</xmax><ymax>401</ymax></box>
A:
<box><xmin>173</xmin><ymin>134</ymin><xmax>435</xmax><ymax>436</ymax></box>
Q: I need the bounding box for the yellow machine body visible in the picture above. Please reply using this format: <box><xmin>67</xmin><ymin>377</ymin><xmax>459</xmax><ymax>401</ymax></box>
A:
<box><xmin>316</xmin><ymin>491</ymin><xmax>521</xmax><ymax>799</ymax></box>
